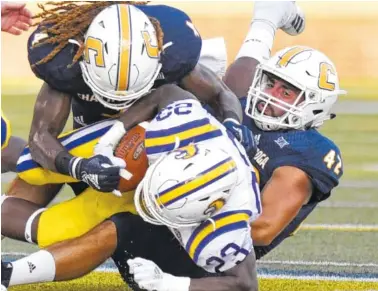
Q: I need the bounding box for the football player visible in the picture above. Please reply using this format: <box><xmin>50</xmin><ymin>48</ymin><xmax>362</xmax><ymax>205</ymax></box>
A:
<box><xmin>25</xmin><ymin>2</ymin><xmax>253</xmax><ymax>198</ymax></box>
<box><xmin>119</xmin><ymin>1</ymin><xmax>345</xmax><ymax>286</ymax></box>
<box><xmin>3</xmin><ymin>84</ymin><xmax>262</xmax><ymax>291</ymax></box>
<box><xmin>221</xmin><ymin>2</ymin><xmax>345</xmax><ymax>259</ymax></box>
<box><xmin>1</xmin><ymin>2</ymin><xmax>254</xmax><ymax>247</ymax></box>
<box><xmin>3</xmin><ymin>1</ymin><xmax>344</xmax><ymax>290</ymax></box>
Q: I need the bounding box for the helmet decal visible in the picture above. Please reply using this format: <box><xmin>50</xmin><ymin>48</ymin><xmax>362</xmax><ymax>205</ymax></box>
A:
<box><xmin>117</xmin><ymin>4</ymin><xmax>131</xmax><ymax>91</ymax></box>
<box><xmin>276</xmin><ymin>46</ymin><xmax>311</xmax><ymax>67</ymax></box>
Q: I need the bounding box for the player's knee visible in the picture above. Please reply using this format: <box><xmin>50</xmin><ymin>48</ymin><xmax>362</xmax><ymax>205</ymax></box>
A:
<box><xmin>108</xmin><ymin>212</ymin><xmax>137</xmax><ymax>247</ymax></box>
<box><xmin>83</xmin><ymin>220</ymin><xmax>118</xmax><ymax>256</ymax></box>
<box><xmin>1</xmin><ymin>195</ymin><xmax>44</xmax><ymax>244</ymax></box>
<box><xmin>89</xmin><ymin>220</ymin><xmax>117</xmax><ymax>241</ymax></box>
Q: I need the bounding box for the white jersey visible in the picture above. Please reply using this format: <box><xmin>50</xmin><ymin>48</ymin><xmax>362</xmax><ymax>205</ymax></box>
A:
<box><xmin>144</xmin><ymin>99</ymin><xmax>261</xmax><ymax>273</ymax></box>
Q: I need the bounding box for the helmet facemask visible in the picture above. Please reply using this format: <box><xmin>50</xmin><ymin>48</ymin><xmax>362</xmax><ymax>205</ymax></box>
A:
<box><xmin>246</xmin><ymin>64</ymin><xmax>343</xmax><ymax>131</ymax></box>
<box><xmin>80</xmin><ymin>61</ymin><xmax>162</xmax><ymax>111</ymax></box>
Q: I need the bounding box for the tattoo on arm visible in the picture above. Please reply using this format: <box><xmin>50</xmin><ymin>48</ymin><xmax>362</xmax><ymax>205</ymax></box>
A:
<box><xmin>28</xmin><ymin>82</ymin><xmax>72</xmax><ymax>171</ymax></box>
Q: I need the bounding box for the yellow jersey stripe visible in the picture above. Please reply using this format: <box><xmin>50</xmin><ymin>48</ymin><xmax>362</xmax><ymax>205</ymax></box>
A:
<box><xmin>186</xmin><ymin>211</ymin><xmax>251</xmax><ymax>262</ymax></box>
<box><xmin>145</xmin><ymin>124</ymin><xmax>219</xmax><ymax>147</ymax></box>
<box><xmin>252</xmin><ymin>166</ymin><xmax>260</xmax><ymax>184</ymax></box>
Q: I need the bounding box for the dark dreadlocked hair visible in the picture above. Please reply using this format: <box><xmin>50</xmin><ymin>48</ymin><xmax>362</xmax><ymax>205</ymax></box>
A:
<box><xmin>31</xmin><ymin>1</ymin><xmax>164</xmax><ymax>68</ymax></box>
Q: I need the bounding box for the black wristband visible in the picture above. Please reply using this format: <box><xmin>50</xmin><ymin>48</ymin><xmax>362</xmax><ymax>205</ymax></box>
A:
<box><xmin>55</xmin><ymin>151</ymin><xmax>75</xmax><ymax>176</ymax></box>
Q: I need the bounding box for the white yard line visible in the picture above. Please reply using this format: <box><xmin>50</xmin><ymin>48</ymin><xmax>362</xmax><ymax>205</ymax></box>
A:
<box><xmin>4</xmin><ymin>253</ymin><xmax>377</xmax><ymax>268</ymax></box>
<box><xmin>257</xmin><ymin>274</ymin><xmax>378</xmax><ymax>282</ymax></box>
<box><xmin>94</xmin><ymin>267</ymin><xmax>378</xmax><ymax>282</ymax></box>
<box><xmin>301</xmin><ymin>224</ymin><xmax>378</xmax><ymax>231</ymax></box>
<box><xmin>319</xmin><ymin>201</ymin><xmax>378</xmax><ymax>208</ymax></box>
<box><xmin>258</xmin><ymin>260</ymin><xmax>378</xmax><ymax>268</ymax></box>
<box><xmin>4</xmin><ymin>252</ymin><xmax>378</xmax><ymax>282</ymax></box>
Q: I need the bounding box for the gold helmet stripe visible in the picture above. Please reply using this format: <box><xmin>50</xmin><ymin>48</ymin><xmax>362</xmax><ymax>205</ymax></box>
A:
<box><xmin>277</xmin><ymin>46</ymin><xmax>311</xmax><ymax>67</ymax></box>
<box><xmin>116</xmin><ymin>5</ymin><xmax>132</xmax><ymax>91</ymax></box>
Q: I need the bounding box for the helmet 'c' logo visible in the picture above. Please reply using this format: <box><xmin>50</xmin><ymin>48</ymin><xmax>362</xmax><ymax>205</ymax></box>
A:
<box><xmin>318</xmin><ymin>62</ymin><xmax>336</xmax><ymax>91</ymax></box>
<box><xmin>277</xmin><ymin>46</ymin><xmax>311</xmax><ymax>67</ymax></box>
<box><xmin>204</xmin><ymin>198</ymin><xmax>225</xmax><ymax>216</ymax></box>
<box><xmin>84</xmin><ymin>37</ymin><xmax>105</xmax><ymax>67</ymax></box>
<box><xmin>174</xmin><ymin>144</ymin><xmax>199</xmax><ymax>160</ymax></box>
<box><xmin>141</xmin><ymin>31</ymin><xmax>159</xmax><ymax>59</ymax></box>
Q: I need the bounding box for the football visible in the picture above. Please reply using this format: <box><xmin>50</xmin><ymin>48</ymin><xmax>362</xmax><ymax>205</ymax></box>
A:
<box><xmin>114</xmin><ymin>124</ymin><xmax>148</xmax><ymax>192</ymax></box>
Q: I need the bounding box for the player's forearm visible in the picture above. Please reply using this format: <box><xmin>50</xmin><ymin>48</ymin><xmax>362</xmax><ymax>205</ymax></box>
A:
<box><xmin>199</xmin><ymin>64</ymin><xmax>243</xmax><ymax>123</ymax></box>
<box><xmin>217</xmin><ymin>88</ymin><xmax>243</xmax><ymax>123</ymax></box>
<box><xmin>181</xmin><ymin>64</ymin><xmax>242</xmax><ymax>122</ymax></box>
<box><xmin>103</xmin><ymin>90</ymin><xmax>160</xmax><ymax>149</ymax></box>
<box><xmin>29</xmin><ymin>84</ymin><xmax>72</xmax><ymax>172</ymax></box>
<box><xmin>29</xmin><ymin>130</ymin><xmax>70</xmax><ymax>172</ymax></box>
<box><xmin>118</xmin><ymin>90</ymin><xmax>159</xmax><ymax>130</ymax></box>
<box><xmin>118</xmin><ymin>84</ymin><xmax>195</xmax><ymax>130</ymax></box>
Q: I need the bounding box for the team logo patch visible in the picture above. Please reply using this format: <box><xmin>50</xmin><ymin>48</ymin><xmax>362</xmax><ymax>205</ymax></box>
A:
<box><xmin>274</xmin><ymin>136</ymin><xmax>289</xmax><ymax>149</ymax></box>
<box><xmin>174</xmin><ymin>144</ymin><xmax>199</xmax><ymax>160</ymax></box>
<box><xmin>203</xmin><ymin>198</ymin><xmax>226</xmax><ymax>216</ymax></box>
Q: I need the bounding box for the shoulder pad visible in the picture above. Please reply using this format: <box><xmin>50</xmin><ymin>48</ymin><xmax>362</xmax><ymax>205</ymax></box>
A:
<box><xmin>137</xmin><ymin>5</ymin><xmax>202</xmax><ymax>82</ymax></box>
<box><xmin>27</xmin><ymin>25</ymin><xmax>84</xmax><ymax>93</ymax></box>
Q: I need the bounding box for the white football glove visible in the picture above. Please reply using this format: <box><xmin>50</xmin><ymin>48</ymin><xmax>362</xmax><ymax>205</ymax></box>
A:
<box><xmin>128</xmin><ymin>257</ymin><xmax>190</xmax><ymax>291</ymax></box>
<box><xmin>94</xmin><ymin>120</ymin><xmax>127</xmax><ymax>168</ymax></box>
<box><xmin>253</xmin><ymin>1</ymin><xmax>305</xmax><ymax>35</ymax></box>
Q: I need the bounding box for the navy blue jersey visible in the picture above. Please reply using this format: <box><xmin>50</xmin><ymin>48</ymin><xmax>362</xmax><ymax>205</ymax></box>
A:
<box><xmin>27</xmin><ymin>4</ymin><xmax>202</xmax><ymax>128</ymax></box>
<box><xmin>239</xmin><ymin>98</ymin><xmax>343</xmax><ymax>203</ymax></box>
<box><xmin>137</xmin><ymin>5</ymin><xmax>202</xmax><ymax>83</ymax></box>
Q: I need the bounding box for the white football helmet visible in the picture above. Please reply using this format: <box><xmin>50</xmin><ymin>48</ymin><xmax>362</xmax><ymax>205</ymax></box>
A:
<box><xmin>80</xmin><ymin>4</ymin><xmax>162</xmax><ymax>110</ymax></box>
<box><xmin>134</xmin><ymin>144</ymin><xmax>239</xmax><ymax>228</ymax></box>
<box><xmin>245</xmin><ymin>46</ymin><xmax>347</xmax><ymax>131</ymax></box>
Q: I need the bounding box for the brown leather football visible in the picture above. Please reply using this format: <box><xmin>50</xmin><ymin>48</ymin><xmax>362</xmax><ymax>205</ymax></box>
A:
<box><xmin>114</xmin><ymin>124</ymin><xmax>148</xmax><ymax>192</ymax></box>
